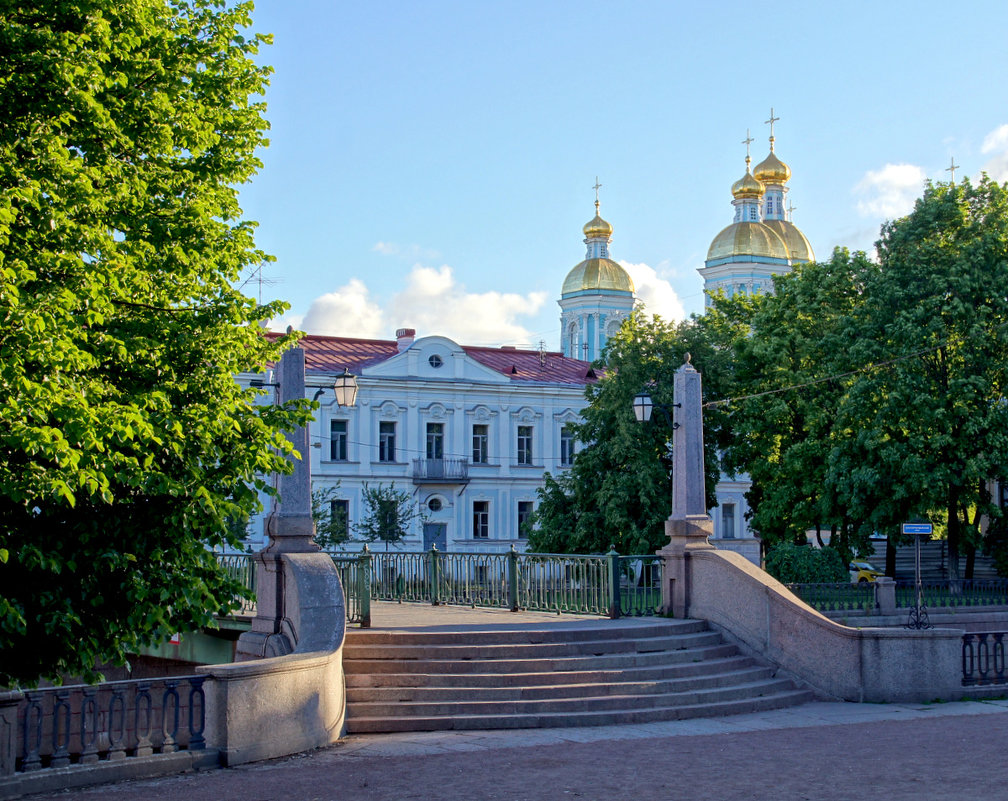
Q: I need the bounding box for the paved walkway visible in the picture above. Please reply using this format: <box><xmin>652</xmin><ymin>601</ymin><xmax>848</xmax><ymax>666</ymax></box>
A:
<box><xmin>26</xmin><ymin>698</ymin><xmax>1008</xmax><ymax>801</ymax></box>
<box><xmin>25</xmin><ymin>605</ymin><xmax>1008</xmax><ymax>800</ymax></box>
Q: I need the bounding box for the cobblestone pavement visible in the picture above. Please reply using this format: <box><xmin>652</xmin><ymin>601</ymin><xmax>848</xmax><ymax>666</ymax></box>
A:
<box><xmin>25</xmin><ymin>699</ymin><xmax>1008</xmax><ymax>801</ymax></box>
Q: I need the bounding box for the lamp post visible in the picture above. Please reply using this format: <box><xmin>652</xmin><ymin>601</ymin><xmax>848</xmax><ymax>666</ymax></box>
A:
<box><xmin>634</xmin><ymin>353</ymin><xmax>714</xmax><ymax>618</ymax></box>
<box><xmin>236</xmin><ymin>343</ymin><xmax>358</xmax><ymax>659</ymax></box>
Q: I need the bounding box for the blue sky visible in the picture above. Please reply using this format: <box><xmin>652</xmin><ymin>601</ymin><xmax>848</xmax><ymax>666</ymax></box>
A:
<box><xmin>239</xmin><ymin>1</ymin><xmax>1008</xmax><ymax>350</ymax></box>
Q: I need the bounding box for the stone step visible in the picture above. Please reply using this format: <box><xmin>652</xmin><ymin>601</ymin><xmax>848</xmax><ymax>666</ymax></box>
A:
<box><xmin>344</xmin><ymin>619</ymin><xmax>707</xmax><ymax>646</ymax></box>
<box><xmin>345</xmin><ymin>690</ymin><xmax>814</xmax><ymax>734</ymax></box>
<box><xmin>344</xmin><ymin>643</ymin><xmax>741</xmax><ymax>684</ymax></box>
<box><xmin>342</xmin><ymin>631</ymin><xmax>724</xmax><ymax>661</ymax></box>
<box><xmin>348</xmin><ymin>677</ymin><xmax>797</xmax><ymax>719</ymax></box>
<box><xmin>346</xmin><ymin>665</ymin><xmax>778</xmax><ymax>704</ymax></box>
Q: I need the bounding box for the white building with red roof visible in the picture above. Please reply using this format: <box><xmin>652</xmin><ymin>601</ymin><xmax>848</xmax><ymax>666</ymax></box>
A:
<box><xmin>243</xmin><ymin>328</ymin><xmax>598</xmax><ymax>553</ymax></box>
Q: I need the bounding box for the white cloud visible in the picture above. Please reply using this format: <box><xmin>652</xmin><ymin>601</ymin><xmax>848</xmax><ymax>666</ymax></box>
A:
<box><xmin>300</xmin><ymin>278</ymin><xmax>386</xmax><ymax>338</ymax></box>
<box><xmin>854</xmin><ymin>163</ymin><xmax>927</xmax><ymax>219</ymax></box>
<box><xmin>620</xmin><ymin>261</ymin><xmax>686</xmax><ymax>322</ymax></box>
<box><xmin>295</xmin><ymin>265</ymin><xmax>547</xmax><ymax>347</ymax></box>
<box><xmin>372</xmin><ymin>241</ymin><xmax>441</xmax><ymax>261</ymax></box>
<box><xmin>981</xmin><ymin>124</ymin><xmax>1008</xmax><ymax>182</ymax></box>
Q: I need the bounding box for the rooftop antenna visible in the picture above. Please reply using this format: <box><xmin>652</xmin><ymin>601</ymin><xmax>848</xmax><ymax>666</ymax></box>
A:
<box><xmin>538</xmin><ymin>339</ymin><xmax>547</xmax><ymax>369</ymax></box>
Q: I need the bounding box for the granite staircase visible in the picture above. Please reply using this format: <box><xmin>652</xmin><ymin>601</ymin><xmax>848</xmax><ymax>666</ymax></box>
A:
<box><xmin>342</xmin><ymin>619</ymin><xmax>812</xmax><ymax>733</ymax></box>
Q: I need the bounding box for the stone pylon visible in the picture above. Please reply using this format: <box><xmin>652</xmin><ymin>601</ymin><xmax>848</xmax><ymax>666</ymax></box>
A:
<box><xmin>658</xmin><ymin>355</ymin><xmax>714</xmax><ymax>618</ymax></box>
<box><xmin>236</xmin><ymin>345</ymin><xmax>345</xmax><ymax>660</ymax></box>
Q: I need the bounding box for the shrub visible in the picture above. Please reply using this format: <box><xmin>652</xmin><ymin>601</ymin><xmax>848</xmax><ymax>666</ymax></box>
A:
<box><xmin>764</xmin><ymin>543</ymin><xmax>848</xmax><ymax>584</ymax></box>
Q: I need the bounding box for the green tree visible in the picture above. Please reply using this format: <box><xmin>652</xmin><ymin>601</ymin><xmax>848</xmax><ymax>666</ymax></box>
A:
<box><xmin>0</xmin><ymin>0</ymin><xmax>303</xmax><ymax>687</ymax></box>
<box><xmin>828</xmin><ymin>178</ymin><xmax>1008</xmax><ymax>580</ymax></box>
<box><xmin>312</xmin><ymin>486</ymin><xmax>349</xmax><ymax>550</ymax></box>
<box><xmin>355</xmin><ymin>483</ymin><xmax>423</xmax><ymax>551</ymax></box>
<box><xmin>720</xmin><ymin>249</ymin><xmax>875</xmax><ymax>560</ymax></box>
<box><xmin>527</xmin><ymin>311</ymin><xmax>743</xmax><ymax>554</ymax></box>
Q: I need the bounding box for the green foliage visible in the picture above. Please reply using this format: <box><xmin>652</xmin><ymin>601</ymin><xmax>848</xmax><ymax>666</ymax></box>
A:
<box><xmin>718</xmin><ymin>249</ymin><xmax>875</xmax><ymax>559</ymax></box>
<box><xmin>312</xmin><ymin>486</ymin><xmax>349</xmax><ymax>550</ymax></box>
<box><xmin>527</xmin><ymin>311</ymin><xmax>743</xmax><ymax>555</ymax></box>
<box><xmin>764</xmin><ymin>543</ymin><xmax>848</xmax><ymax>584</ymax></box>
<box><xmin>0</xmin><ymin>0</ymin><xmax>304</xmax><ymax>687</ymax></box>
<box><xmin>828</xmin><ymin>178</ymin><xmax>1008</xmax><ymax>578</ymax></box>
<box><xmin>354</xmin><ymin>483</ymin><xmax>422</xmax><ymax>551</ymax></box>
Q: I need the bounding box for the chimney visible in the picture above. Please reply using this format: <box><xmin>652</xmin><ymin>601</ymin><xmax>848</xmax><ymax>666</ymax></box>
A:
<box><xmin>396</xmin><ymin>327</ymin><xmax>416</xmax><ymax>352</ymax></box>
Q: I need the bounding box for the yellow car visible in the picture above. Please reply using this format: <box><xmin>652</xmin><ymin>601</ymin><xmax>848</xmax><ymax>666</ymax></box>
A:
<box><xmin>849</xmin><ymin>561</ymin><xmax>883</xmax><ymax>583</ymax></box>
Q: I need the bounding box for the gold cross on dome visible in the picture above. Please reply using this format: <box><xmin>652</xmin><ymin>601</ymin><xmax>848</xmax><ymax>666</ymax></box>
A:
<box><xmin>742</xmin><ymin>129</ymin><xmax>754</xmax><ymax>159</ymax></box>
<box><xmin>946</xmin><ymin>156</ymin><xmax>959</xmax><ymax>183</ymax></box>
<box><xmin>593</xmin><ymin>177</ymin><xmax>602</xmax><ymax>204</ymax></box>
<box><xmin>765</xmin><ymin>107</ymin><xmax>780</xmax><ymax>138</ymax></box>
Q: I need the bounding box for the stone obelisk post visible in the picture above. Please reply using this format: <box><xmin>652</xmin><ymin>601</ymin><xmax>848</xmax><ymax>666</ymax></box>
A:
<box><xmin>657</xmin><ymin>355</ymin><xmax>714</xmax><ymax>618</ymax></box>
<box><xmin>236</xmin><ymin>345</ymin><xmax>345</xmax><ymax>660</ymax></box>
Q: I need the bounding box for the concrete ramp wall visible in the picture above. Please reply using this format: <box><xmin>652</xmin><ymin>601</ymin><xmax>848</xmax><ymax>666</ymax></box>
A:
<box><xmin>687</xmin><ymin>548</ymin><xmax>963</xmax><ymax>703</ymax></box>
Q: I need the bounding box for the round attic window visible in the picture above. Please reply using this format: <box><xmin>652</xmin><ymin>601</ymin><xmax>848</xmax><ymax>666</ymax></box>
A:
<box><xmin>428</xmin><ymin>497</ymin><xmax>443</xmax><ymax>512</ymax></box>
<box><xmin>428</xmin><ymin>354</ymin><xmax>443</xmax><ymax>368</ymax></box>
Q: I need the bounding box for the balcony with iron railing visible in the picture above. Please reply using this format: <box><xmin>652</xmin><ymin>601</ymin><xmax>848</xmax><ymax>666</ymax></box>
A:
<box><xmin>411</xmin><ymin>457</ymin><xmax>469</xmax><ymax>484</ymax></box>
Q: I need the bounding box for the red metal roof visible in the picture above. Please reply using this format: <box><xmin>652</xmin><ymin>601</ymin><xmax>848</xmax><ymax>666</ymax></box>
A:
<box><xmin>269</xmin><ymin>332</ymin><xmax>598</xmax><ymax>386</ymax></box>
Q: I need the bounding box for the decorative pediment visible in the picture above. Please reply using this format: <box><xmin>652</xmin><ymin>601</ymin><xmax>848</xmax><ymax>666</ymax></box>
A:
<box><xmin>362</xmin><ymin>335</ymin><xmax>510</xmax><ymax>384</ymax></box>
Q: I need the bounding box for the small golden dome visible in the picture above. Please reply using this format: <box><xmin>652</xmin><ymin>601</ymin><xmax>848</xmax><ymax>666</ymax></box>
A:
<box><xmin>763</xmin><ymin>219</ymin><xmax>814</xmax><ymax>263</ymax></box>
<box><xmin>583</xmin><ymin>201</ymin><xmax>613</xmax><ymax>240</ymax></box>
<box><xmin>731</xmin><ymin>169</ymin><xmax>764</xmax><ymax>200</ymax></box>
<box><xmin>562</xmin><ymin>258</ymin><xmax>634</xmax><ymax>295</ymax></box>
<box><xmin>753</xmin><ymin>149</ymin><xmax>791</xmax><ymax>184</ymax></box>
<box><xmin>707</xmin><ymin>222</ymin><xmax>789</xmax><ymax>262</ymax></box>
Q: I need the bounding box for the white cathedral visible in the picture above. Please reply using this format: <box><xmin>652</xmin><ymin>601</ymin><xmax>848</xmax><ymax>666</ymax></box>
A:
<box><xmin>244</xmin><ymin>117</ymin><xmax>812</xmax><ymax>565</ymax></box>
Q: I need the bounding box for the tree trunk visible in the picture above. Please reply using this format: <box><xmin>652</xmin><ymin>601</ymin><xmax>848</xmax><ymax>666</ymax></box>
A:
<box><xmin>885</xmin><ymin>534</ymin><xmax>897</xmax><ymax>578</ymax></box>
<box><xmin>948</xmin><ymin>487</ymin><xmax>961</xmax><ymax>583</ymax></box>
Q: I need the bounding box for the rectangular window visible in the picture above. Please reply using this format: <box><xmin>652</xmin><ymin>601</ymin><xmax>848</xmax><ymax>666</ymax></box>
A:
<box><xmin>517</xmin><ymin>425</ymin><xmax>533</xmax><ymax>466</ymax></box>
<box><xmin>328</xmin><ymin>499</ymin><xmax>350</xmax><ymax>542</ymax></box>
<box><xmin>473</xmin><ymin>501</ymin><xmax>489</xmax><ymax>539</ymax></box>
<box><xmin>426</xmin><ymin>422</ymin><xmax>444</xmax><ymax>460</ymax></box>
<box><xmin>378</xmin><ymin>421</ymin><xmax>396</xmax><ymax>463</ymax></box>
<box><xmin>472</xmin><ymin>424</ymin><xmax>489</xmax><ymax>464</ymax></box>
<box><xmin>721</xmin><ymin>503</ymin><xmax>736</xmax><ymax>539</ymax></box>
<box><xmin>517</xmin><ymin>501</ymin><xmax>533</xmax><ymax>539</ymax></box>
<box><xmin>329</xmin><ymin>419</ymin><xmax>348</xmax><ymax>461</ymax></box>
<box><xmin>559</xmin><ymin>426</ymin><xmax>574</xmax><ymax>467</ymax></box>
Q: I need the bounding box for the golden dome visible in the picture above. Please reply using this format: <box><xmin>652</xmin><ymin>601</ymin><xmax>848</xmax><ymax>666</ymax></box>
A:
<box><xmin>731</xmin><ymin>169</ymin><xmax>764</xmax><ymax>200</ymax></box>
<box><xmin>763</xmin><ymin>219</ymin><xmax>814</xmax><ymax>263</ymax></box>
<box><xmin>562</xmin><ymin>258</ymin><xmax>634</xmax><ymax>295</ymax></box>
<box><xmin>753</xmin><ymin>149</ymin><xmax>791</xmax><ymax>184</ymax></box>
<box><xmin>706</xmin><ymin>222</ymin><xmax>789</xmax><ymax>262</ymax></box>
<box><xmin>583</xmin><ymin>201</ymin><xmax>613</xmax><ymax>239</ymax></box>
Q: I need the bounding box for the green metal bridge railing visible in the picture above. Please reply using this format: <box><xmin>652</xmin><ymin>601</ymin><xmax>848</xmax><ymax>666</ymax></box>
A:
<box><xmin>218</xmin><ymin>547</ymin><xmax>664</xmax><ymax>627</ymax></box>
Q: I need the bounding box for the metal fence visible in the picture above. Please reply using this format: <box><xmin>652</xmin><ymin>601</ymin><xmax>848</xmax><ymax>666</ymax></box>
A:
<box><xmin>787</xmin><ymin>582</ymin><xmax>877</xmax><ymax>613</ymax></box>
<box><xmin>334</xmin><ymin>546</ymin><xmax>664</xmax><ymax>620</ymax></box>
<box><xmin>217</xmin><ymin>548</ymin><xmax>664</xmax><ymax>625</ymax></box>
<box><xmin>895</xmin><ymin>579</ymin><xmax>1008</xmax><ymax>609</ymax></box>
<box><xmin>216</xmin><ymin>553</ymin><xmax>256</xmax><ymax>615</ymax></box>
<box><xmin>14</xmin><ymin>675</ymin><xmax>207</xmax><ymax>772</ymax></box>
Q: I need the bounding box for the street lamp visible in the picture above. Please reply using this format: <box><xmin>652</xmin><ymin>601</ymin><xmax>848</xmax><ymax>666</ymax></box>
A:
<box><xmin>308</xmin><ymin>367</ymin><xmax>359</xmax><ymax>406</ymax></box>
<box><xmin>632</xmin><ymin>389</ymin><xmax>678</xmax><ymax>429</ymax></box>
<box><xmin>332</xmin><ymin>367</ymin><xmax>358</xmax><ymax>408</ymax></box>
<box><xmin>632</xmin><ymin>391</ymin><xmax>653</xmax><ymax>423</ymax></box>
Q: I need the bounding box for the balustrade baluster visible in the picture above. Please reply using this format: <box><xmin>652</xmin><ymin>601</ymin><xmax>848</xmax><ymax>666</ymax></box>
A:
<box><xmin>21</xmin><ymin>692</ymin><xmax>43</xmax><ymax>772</ymax></box>
<box><xmin>50</xmin><ymin>690</ymin><xmax>71</xmax><ymax>768</ymax></box>
<box><xmin>79</xmin><ymin>687</ymin><xmax>99</xmax><ymax>764</ymax></box>
<box><xmin>135</xmin><ymin>682</ymin><xmax>153</xmax><ymax>756</ymax></box>
<box><xmin>161</xmin><ymin>682</ymin><xmax>180</xmax><ymax>753</ymax></box>
<box><xmin>107</xmin><ymin>688</ymin><xmax>127</xmax><ymax>761</ymax></box>
<box><xmin>188</xmin><ymin>678</ymin><xmax>206</xmax><ymax>750</ymax></box>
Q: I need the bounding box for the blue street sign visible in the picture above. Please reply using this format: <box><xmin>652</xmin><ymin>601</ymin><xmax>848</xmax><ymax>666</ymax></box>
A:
<box><xmin>901</xmin><ymin>523</ymin><xmax>933</xmax><ymax>535</ymax></box>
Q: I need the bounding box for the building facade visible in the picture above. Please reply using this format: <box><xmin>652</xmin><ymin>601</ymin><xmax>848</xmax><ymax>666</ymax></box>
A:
<box><xmin>244</xmin><ymin>329</ymin><xmax>597</xmax><ymax>553</ymax></box>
